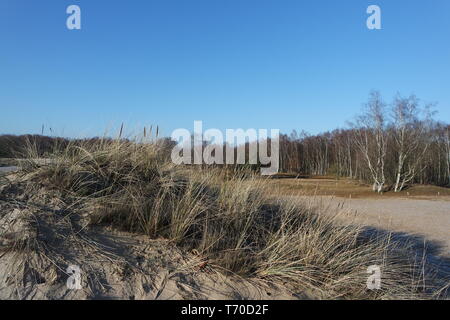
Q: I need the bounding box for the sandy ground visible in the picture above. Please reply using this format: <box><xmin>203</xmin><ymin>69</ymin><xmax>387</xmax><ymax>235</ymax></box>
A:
<box><xmin>0</xmin><ymin>176</ymin><xmax>309</xmax><ymax>300</ymax></box>
<box><xmin>286</xmin><ymin>195</ymin><xmax>450</xmax><ymax>285</ymax></box>
<box><xmin>273</xmin><ymin>177</ymin><xmax>450</xmax><ymax>257</ymax></box>
<box><xmin>1</xmin><ymin>171</ymin><xmax>448</xmax><ymax>299</ymax></box>
<box><xmin>311</xmin><ymin>196</ymin><xmax>450</xmax><ymax>256</ymax></box>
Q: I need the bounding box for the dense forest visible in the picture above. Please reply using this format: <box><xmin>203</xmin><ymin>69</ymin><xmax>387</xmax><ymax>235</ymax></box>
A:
<box><xmin>1</xmin><ymin>92</ymin><xmax>449</xmax><ymax>192</ymax></box>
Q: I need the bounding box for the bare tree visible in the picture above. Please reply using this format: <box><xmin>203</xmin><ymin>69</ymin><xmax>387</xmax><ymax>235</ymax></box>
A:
<box><xmin>274</xmin><ymin>91</ymin><xmax>446</xmax><ymax>190</ymax></box>
<box><xmin>445</xmin><ymin>125</ymin><xmax>450</xmax><ymax>186</ymax></box>
<box><xmin>353</xmin><ymin>91</ymin><xmax>388</xmax><ymax>193</ymax></box>
<box><xmin>390</xmin><ymin>94</ymin><xmax>432</xmax><ymax>191</ymax></box>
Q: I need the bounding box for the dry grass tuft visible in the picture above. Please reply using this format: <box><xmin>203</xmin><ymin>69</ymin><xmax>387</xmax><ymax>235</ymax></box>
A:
<box><xmin>17</xmin><ymin>138</ymin><xmax>448</xmax><ymax>299</ymax></box>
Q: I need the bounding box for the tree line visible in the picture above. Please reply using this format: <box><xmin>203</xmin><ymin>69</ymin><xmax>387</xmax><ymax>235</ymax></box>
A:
<box><xmin>1</xmin><ymin>91</ymin><xmax>449</xmax><ymax>192</ymax></box>
<box><xmin>279</xmin><ymin>91</ymin><xmax>450</xmax><ymax>191</ymax></box>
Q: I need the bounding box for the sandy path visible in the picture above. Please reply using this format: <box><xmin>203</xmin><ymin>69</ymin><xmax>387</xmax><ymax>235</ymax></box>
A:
<box><xmin>313</xmin><ymin>196</ymin><xmax>450</xmax><ymax>256</ymax></box>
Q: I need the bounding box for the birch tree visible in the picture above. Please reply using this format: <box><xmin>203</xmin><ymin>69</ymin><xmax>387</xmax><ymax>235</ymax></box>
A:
<box><xmin>390</xmin><ymin>95</ymin><xmax>432</xmax><ymax>191</ymax></box>
<box><xmin>354</xmin><ymin>91</ymin><xmax>388</xmax><ymax>193</ymax></box>
<box><xmin>445</xmin><ymin>125</ymin><xmax>450</xmax><ymax>186</ymax></box>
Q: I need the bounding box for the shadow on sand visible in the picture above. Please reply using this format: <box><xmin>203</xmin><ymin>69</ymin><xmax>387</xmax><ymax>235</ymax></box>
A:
<box><xmin>361</xmin><ymin>226</ymin><xmax>450</xmax><ymax>298</ymax></box>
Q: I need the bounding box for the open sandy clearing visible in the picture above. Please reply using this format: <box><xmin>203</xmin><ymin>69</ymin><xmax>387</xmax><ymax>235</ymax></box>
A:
<box><xmin>303</xmin><ymin>196</ymin><xmax>450</xmax><ymax>256</ymax></box>
<box><xmin>273</xmin><ymin>177</ymin><xmax>450</xmax><ymax>256</ymax></box>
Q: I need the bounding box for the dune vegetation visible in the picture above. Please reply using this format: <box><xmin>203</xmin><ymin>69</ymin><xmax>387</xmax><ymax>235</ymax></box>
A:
<box><xmin>0</xmin><ymin>137</ymin><xmax>448</xmax><ymax>299</ymax></box>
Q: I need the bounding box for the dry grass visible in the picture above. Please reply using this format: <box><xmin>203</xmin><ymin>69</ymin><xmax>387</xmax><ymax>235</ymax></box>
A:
<box><xmin>269</xmin><ymin>176</ymin><xmax>450</xmax><ymax>199</ymax></box>
<box><xmin>15</xmin><ymin>138</ymin><xmax>448</xmax><ymax>299</ymax></box>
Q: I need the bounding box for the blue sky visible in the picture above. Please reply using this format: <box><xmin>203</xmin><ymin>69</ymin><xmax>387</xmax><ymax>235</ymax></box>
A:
<box><xmin>1</xmin><ymin>0</ymin><xmax>449</xmax><ymax>138</ymax></box>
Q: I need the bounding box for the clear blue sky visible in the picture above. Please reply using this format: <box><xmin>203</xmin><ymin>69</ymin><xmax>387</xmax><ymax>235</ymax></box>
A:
<box><xmin>1</xmin><ymin>0</ymin><xmax>449</xmax><ymax>138</ymax></box>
